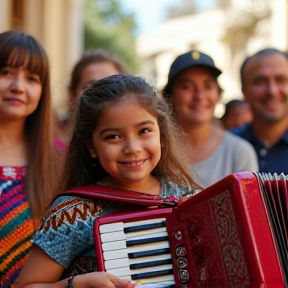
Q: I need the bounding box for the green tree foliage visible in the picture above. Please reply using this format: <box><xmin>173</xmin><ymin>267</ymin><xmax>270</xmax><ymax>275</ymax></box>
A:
<box><xmin>84</xmin><ymin>0</ymin><xmax>139</xmax><ymax>72</ymax></box>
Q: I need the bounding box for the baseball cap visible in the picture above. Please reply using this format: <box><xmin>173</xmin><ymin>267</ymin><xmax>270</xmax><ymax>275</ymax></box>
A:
<box><xmin>168</xmin><ymin>50</ymin><xmax>222</xmax><ymax>81</ymax></box>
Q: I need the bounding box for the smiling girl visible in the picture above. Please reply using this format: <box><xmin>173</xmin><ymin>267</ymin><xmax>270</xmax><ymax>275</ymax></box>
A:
<box><xmin>0</xmin><ymin>31</ymin><xmax>55</xmax><ymax>287</ymax></box>
<box><xmin>16</xmin><ymin>74</ymin><xmax>200</xmax><ymax>288</ymax></box>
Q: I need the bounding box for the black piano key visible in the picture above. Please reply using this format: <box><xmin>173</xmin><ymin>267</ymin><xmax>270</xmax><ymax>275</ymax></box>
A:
<box><xmin>126</xmin><ymin>236</ymin><xmax>169</xmax><ymax>247</ymax></box>
<box><xmin>124</xmin><ymin>221</ymin><xmax>166</xmax><ymax>233</ymax></box>
<box><xmin>130</xmin><ymin>258</ymin><xmax>173</xmax><ymax>269</ymax></box>
<box><xmin>131</xmin><ymin>268</ymin><xmax>174</xmax><ymax>280</ymax></box>
<box><xmin>128</xmin><ymin>248</ymin><xmax>171</xmax><ymax>258</ymax></box>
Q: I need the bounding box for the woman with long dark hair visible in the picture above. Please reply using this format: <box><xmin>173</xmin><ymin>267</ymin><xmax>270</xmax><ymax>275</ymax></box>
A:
<box><xmin>0</xmin><ymin>31</ymin><xmax>55</xmax><ymax>287</ymax></box>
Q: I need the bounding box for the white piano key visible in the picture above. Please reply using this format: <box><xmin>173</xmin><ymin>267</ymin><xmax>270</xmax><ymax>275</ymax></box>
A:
<box><xmin>104</xmin><ymin>248</ymin><xmax>128</xmax><ymax>260</ymax></box>
<box><xmin>134</xmin><ymin>274</ymin><xmax>175</xmax><ymax>284</ymax></box>
<box><xmin>125</xmin><ymin>227</ymin><xmax>167</xmax><ymax>238</ymax></box>
<box><xmin>99</xmin><ymin>218</ymin><xmax>166</xmax><ymax>233</ymax></box>
<box><xmin>127</xmin><ymin>231</ymin><xmax>168</xmax><ymax>241</ymax></box>
<box><xmin>120</xmin><ymin>241</ymin><xmax>169</xmax><ymax>253</ymax></box>
<box><xmin>136</xmin><ymin>281</ymin><xmax>176</xmax><ymax>287</ymax></box>
<box><xmin>117</xmin><ymin>275</ymin><xmax>175</xmax><ymax>285</ymax></box>
<box><xmin>99</xmin><ymin>222</ymin><xmax>124</xmax><ymax>233</ymax></box>
<box><xmin>118</xmin><ymin>275</ymin><xmax>132</xmax><ymax>281</ymax></box>
<box><xmin>106</xmin><ymin>264</ymin><xmax>173</xmax><ymax>277</ymax></box>
<box><xmin>106</xmin><ymin>241</ymin><xmax>169</xmax><ymax>254</ymax></box>
<box><xmin>101</xmin><ymin>231</ymin><xmax>168</xmax><ymax>243</ymax></box>
<box><xmin>101</xmin><ymin>232</ymin><xmax>169</xmax><ymax>251</ymax></box>
<box><xmin>104</xmin><ymin>254</ymin><xmax>172</xmax><ymax>270</ymax></box>
<box><xmin>103</xmin><ymin>241</ymin><xmax>170</xmax><ymax>260</ymax></box>
<box><xmin>102</xmin><ymin>239</ymin><xmax>127</xmax><ymax>251</ymax></box>
<box><xmin>101</xmin><ymin>231</ymin><xmax>126</xmax><ymax>242</ymax></box>
<box><xmin>123</xmin><ymin>218</ymin><xmax>166</xmax><ymax>228</ymax></box>
<box><xmin>101</xmin><ymin>227</ymin><xmax>167</xmax><ymax>244</ymax></box>
<box><xmin>105</xmin><ymin>258</ymin><xmax>130</xmax><ymax>270</ymax></box>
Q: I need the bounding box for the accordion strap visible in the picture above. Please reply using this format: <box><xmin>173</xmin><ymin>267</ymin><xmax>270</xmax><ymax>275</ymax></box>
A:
<box><xmin>55</xmin><ymin>184</ymin><xmax>179</xmax><ymax>207</ymax></box>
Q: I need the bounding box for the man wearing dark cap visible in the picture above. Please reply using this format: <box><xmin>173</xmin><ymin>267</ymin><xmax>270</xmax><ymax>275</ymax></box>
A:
<box><xmin>231</xmin><ymin>48</ymin><xmax>288</xmax><ymax>174</ymax></box>
<box><xmin>162</xmin><ymin>50</ymin><xmax>258</xmax><ymax>187</ymax></box>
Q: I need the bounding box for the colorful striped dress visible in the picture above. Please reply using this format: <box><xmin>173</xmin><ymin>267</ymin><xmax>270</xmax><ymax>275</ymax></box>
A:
<box><xmin>0</xmin><ymin>166</ymin><xmax>34</xmax><ymax>288</ymax></box>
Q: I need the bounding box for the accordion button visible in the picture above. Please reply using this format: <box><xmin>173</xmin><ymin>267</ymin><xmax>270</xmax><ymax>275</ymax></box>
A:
<box><xmin>179</xmin><ymin>269</ymin><xmax>189</xmax><ymax>281</ymax></box>
<box><xmin>175</xmin><ymin>246</ymin><xmax>186</xmax><ymax>256</ymax></box>
<box><xmin>175</xmin><ymin>230</ymin><xmax>182</xmax><ymax>240</ymax></box>
<box><xmin>177</xmin><ymin>257</ymin><xmax>188</xmax><ymax>268</ymax></box>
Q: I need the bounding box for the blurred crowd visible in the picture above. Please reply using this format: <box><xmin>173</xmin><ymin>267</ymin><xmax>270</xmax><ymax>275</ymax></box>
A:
<box><xmin>1</xmin><ymin>30</ymin><xmax>288</xmax><ymax>288</ymax></box>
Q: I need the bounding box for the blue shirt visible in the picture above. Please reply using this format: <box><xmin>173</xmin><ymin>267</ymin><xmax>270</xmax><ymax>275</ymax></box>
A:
<box><xmin>231</xmin><ymin>123</ymin><xmax>288</xmax><ymax>174</ymax></box>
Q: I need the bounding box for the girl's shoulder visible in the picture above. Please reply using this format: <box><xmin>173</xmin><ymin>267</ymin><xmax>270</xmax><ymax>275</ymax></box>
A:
<box><xmin>38</xmin><ymin>196</ymin><xmax>96</xmax><ymax>231</ymax></box>
<box><xmin>40</xmin><ymin>194</ymin><xmax>127</xmax><ymax>231</ymax></box>
<box><xmin>161</xmin><ymin>178</ymin><xmax>194</xmax><ymax>198</ymax></box>
<box><xmin>46</xmin><ymin>195</ymin><xmax>93</xmax><ymax>217</ymax></box>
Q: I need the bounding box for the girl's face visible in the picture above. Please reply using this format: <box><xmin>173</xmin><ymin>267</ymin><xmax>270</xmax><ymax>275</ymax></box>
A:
<box><xmin>74</xmin><ymin>62</ymin><xmax>120</xmax><ymax>98</ymax></box>
<box><xmin>89</xmin><ymin>96</ymin><xmax>161</xmax><ymax>190</ymax></box>
<box><xmin>172</xmin><ymin>67</ymin><xmax>220</xmax><ymax>126</ymax></box>
<box><xmin>0</xmin><ymin>66</ymin><xmax>42</xmax><ymax>122</ymax></box>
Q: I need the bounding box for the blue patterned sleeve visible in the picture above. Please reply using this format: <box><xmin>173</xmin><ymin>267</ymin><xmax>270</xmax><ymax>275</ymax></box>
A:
<box><xmin>33</xmin><ymin>196</ymin><xmax>97</xmax><ymax>268</ymax></box>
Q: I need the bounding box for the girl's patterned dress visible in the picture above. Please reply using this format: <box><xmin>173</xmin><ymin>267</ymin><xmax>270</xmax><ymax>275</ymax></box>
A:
<box><xmin>0</xmin><ymin>167</ymin><xmax>34</xmax><ymax>288</ymax></box>
<box><xmin>33</xmin><ymin>179</ymin><xmax>191</xmax><ymax>279</ymax></box>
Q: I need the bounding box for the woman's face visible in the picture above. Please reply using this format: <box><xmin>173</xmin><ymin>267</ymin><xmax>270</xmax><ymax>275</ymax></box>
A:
<box><xmin>0</xmin><ymin>66</ymin><xmax>42</xmax><ymax>122</ymax></box>
<box><xmin>74</xmin><ymin>62</ymin><xmax>120</xmax><ymax>98</ymax></box>
<box><xmin>172</xmin><ymin>66</ymin><xmax>220</xmax><ymax>127</ymax></box>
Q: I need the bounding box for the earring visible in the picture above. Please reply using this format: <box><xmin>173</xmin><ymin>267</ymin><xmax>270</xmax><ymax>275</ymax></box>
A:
<box><xmin>89</xmin><ymin>149</ymin><xmax>97</xmax><ymax>158</ymax></box>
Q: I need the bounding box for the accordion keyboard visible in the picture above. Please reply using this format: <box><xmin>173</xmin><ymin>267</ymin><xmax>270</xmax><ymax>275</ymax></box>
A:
<box><xmin>99</xmin><ymin>218</ymin><xmax>176</xmax><ymax>286</ymax></box>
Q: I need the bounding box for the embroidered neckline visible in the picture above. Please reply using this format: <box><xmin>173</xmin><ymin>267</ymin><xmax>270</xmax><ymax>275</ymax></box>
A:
<box><xmin>0</xmin><ymin>166</ymin><xmax>26</xmax><ymax>180</ymax></box>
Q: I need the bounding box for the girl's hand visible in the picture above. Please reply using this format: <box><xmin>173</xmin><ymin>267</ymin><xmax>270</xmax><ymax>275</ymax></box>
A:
<box><xmin>74</xmin><ymin>272</ymin><xmax>135</xmax><ymax>288</ymax></box>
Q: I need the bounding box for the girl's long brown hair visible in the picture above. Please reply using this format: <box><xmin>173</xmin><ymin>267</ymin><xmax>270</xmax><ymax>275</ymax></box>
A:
<box><xmin>57</xmin><ymin>74</ymin><xmax>201</xmax><ymax>194</ymax></box>
<box><xmin>0</xmin><ymin>31</ymin><xmax>55</xmax><ymax>219</ymax></box>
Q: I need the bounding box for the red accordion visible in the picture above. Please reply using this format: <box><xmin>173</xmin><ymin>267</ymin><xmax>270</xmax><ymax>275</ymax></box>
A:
<box><xmin>63</xmin><ymin>172</ymin><xmax>287</xmax><ymax>288</ymax></box>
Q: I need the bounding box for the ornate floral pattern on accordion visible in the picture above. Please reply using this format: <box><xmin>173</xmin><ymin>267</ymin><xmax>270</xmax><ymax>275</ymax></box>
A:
<box><xmin>93</xmin><ymin>172</ymin><xmax>287</xmax><ymax>288</ymax></box>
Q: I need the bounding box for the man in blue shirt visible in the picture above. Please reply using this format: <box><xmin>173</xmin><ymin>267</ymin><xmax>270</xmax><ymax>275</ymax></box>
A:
<box><xmin>232</xmin><ymin>48</ymin><xmax>288</xmax><ymax>173</ymax></box>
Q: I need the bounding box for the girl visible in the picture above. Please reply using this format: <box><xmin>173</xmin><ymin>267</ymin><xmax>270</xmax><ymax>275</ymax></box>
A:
<box><xmin>0</xmin><ymin>31</ymin><xmax>55</xmax><ymax>287</ymax></box>
<box><xmin>16</xmin><ymin>74</ymin><xmax>200</xmax><ymax>288</ymax></box>
<box><xmin>163</xmin><ymin>50</ymin><xmax>258</xmax><ymax>187</ymax></box>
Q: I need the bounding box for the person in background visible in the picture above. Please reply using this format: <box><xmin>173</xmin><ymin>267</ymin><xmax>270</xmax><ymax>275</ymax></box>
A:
<box><xmin>68</xmin><ymin>49</ymin><xmax>127</xmax><ymax>103</ymax></box>
<box><xmin>54</xmin><ymin>49</ymin><xmax>128</xmax><ymax>146</ymax></box>
<box><xmin>163</xmin><ymin>50</ymin><xmax>258</xmax><ymax>187</ymax></box>
<box><xmin>231</xmin><ymin>48</ymin><xmax>288</xmax><ymax>173</ymax></box>
<box><xmin>16</xmin><ymin>75</ymin><xmax>200</xmax><ymax>288</ymax></box>
<box><xmin>221</xmin><ymin>99</ymin><xmax>252</xmax><ymax>130</ymax></box>
<box><xmin>0</xmin><ymin>31</ymin><xmax>55</xmax><ymax>287</ymax></box>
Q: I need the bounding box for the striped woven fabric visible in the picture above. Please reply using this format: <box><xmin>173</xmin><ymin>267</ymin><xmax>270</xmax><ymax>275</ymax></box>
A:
<box><xmin>0</xmin><ymin>167</ymin><xmax>34</xmax><ymax>288</ymax></box>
